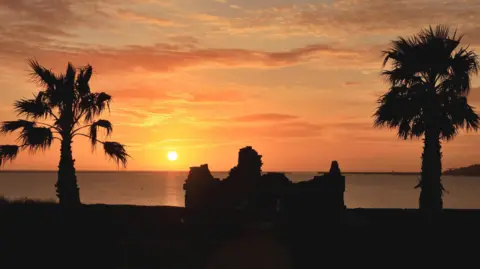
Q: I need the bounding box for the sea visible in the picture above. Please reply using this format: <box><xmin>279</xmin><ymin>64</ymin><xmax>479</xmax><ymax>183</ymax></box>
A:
<box><xmin>1</xmin><ymin>171</ymin><xmax>480</xmax><ymax>209</ymax></box>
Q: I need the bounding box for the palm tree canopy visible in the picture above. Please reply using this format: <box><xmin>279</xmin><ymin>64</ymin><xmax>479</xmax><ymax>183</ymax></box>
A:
<box><xmin>0</xmin><ymin>61</ymin><xmax>129</xmax><ymax>167</ymax></box>
<box><xmin>374</xmin><ymin>25</ymin><xmax>480</xmax><ymax>140</ymax></box>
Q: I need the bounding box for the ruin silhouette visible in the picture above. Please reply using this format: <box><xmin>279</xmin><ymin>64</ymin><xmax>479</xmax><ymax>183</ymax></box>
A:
<box><xmin>183</xmin><ymin>146</ymin><xmax>346</xmax><ymax>222</ymax></box>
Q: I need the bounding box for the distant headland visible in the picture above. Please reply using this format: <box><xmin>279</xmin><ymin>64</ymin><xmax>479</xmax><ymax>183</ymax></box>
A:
<box><xmin>443</xmin><ymin>165</ymin><xmax>480</xmax><ymax>177</ymax></box>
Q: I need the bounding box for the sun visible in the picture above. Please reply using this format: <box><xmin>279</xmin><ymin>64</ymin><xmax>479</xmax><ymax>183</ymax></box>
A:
<box><xmin>167</xmin><ymin>151</ymin><xmax>178</xmax><ymax>161</ymax></box>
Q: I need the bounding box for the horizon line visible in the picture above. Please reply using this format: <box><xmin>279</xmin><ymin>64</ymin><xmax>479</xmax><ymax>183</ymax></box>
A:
<box><xmin>0</xmin><ymin>169</ymin><xmax>421</xmax><ymax>174</ymax></box>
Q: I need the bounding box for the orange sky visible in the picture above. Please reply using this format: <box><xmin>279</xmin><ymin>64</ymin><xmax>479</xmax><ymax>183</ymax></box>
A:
<box><xmin>1</xmin><ymin>0</ymin><xmax>480</xmax><ymax>172</ymax></box>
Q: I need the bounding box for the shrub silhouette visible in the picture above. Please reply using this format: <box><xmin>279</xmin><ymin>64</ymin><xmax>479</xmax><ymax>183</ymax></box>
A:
<box><xmin>0</xmin><ymin>60</ymin><xmax>130</xmax><ymax>206</ymax></box>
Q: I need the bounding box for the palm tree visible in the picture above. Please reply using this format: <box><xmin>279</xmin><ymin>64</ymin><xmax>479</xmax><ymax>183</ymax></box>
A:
<box><xmin>374</xmin><ymin>25</ymin><xmax>479</xmax><ymax>212</ymax></box>
<box><xmin>0</xmin><ymin>60</ymin><xmax>129</xmax><ymax>206</ymax></box>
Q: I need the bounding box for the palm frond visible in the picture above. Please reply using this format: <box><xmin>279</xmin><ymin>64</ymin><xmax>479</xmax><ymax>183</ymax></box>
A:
<box><xmin>76</xmin><ymin>65</ymin><xmax>93</xmax><ymax>97</ymax></box>
<box><xmin>410</xmin><ymin>116</ymin><xmax>425</xmax><ymax>137</ymax></box>
<box><xmin>464</xmin><ymin>106</ymin><xmax>480</xmax><ymax>131</ymax></box>
<box><xmin>80</xmin><ymin>92</ymin><xmax>112</xmax><ymax>122</ymax></box>
<box><xmin>438</xmin><ymin>111</ymin><xmax>458</xmax><ymax>141</ymax></box>
<box><xmin>382</xmin><ymin>69</ymin><xmax>422</xmax><ymax>86</ymax></box>
<box><xmin>442</xmin><ymin>47</ymin><xmax>480</xmax><ymax>95</ymax></box>
<box><xmin>0</xmin><ymin>145</ymin><xmax>19</xmax><ymax>167</ymax></box>
<box><xmin>373</xmin><ymin>84</ymin><xmax>425</xmax><ymax>138</ymax></box>
<box><xmin>14</xmin><ymin>94</ymin><xmax>51</xmax><ymax>119</ymax></box>
<box><xmin>419</xmin><ymin>24</ymin><xmax>454</xmax><ymax>41</ymax></box>
<box><xmin>18</xmin><ymin>127</ymin><xmax>53</xmax><ymax>153</ymax></box>
<box><xmin>89</xmin><ymin>119</ymin><xmax>113</xmax><ymax>149</ymax></box>
<box><xmin>0</xmin><ymin>120</ymin><xmax>36</xmax><ymax>135</ymax></box>
<box><xmin>64</xmin><ymin>62</ymin><xmax>76</xmax><ymax>90</ymax></box>
<box><xmin>43</xmin><ymin>86</ymin><xmax>62</xmax><ymax>107</ymax></box>
<box><xmin>82</xmin><ymin>64</ymin><xmax>93</xmax><ymax>82</ymax></box>
<box><xmin>449</xmin><ymin>96</ymin><xmax>480</xmax><ymax>131</ymax></box>
<box><xmin>78</xmin><ymin>93</ymin><xmax>95</xmax><ymax>119</ymax></box>
<box><xmin>96</xmin><ymin>92</ymin><xmax>111</xmax><ymax>113</ymax></box>
<box><xmin>103</xmin><ymin>142</ymin><xmax>129</xmax><ymax>167</ymax></box>
<box><xmin>28</xmin><ymin>59</ymin><xmax>58</xmax><ymax>89</ymax></box>
<box><xmin>382</xmin><ymin>36</ymin><xmax>423</xmax><ymax>84</ymax></box>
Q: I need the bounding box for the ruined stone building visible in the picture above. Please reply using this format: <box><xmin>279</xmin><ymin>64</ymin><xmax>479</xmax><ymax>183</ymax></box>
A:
<box><xmin>183</xmin><ymin>146</ymin><xmax>346</xmax><ymax>217</ymax></box>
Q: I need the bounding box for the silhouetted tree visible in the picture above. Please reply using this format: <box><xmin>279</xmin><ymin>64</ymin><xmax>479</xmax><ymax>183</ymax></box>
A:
<box><xmin>0</xmin><ymin>60</ymin><xmax>129</xmax><ymax>206</ymax></box>
<box><xmin>374</xmin><ymin>25</ymin><xmax>479</xmax><ymax>212</ymax></box>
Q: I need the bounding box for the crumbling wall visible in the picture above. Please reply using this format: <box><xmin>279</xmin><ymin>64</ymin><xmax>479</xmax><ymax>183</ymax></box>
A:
<box><xmin>183</xmin><ymin>164</ymin><xmax>219</xmax><ymax>209</ymax></box>
<box><xmin>283</xmin><ymin>161</ymin><xmax>346</xmax><ymax>218</ymax></box>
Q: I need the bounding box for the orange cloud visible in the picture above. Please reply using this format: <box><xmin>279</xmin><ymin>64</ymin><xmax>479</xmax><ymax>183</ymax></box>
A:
<box><xmin>113</xmin><ymin>107</ymin><xmax>176</xmax><ymax>120</ymax></box>
<box><xmin>116</xmin><ymin>8</ymin><xmax>181</xmax><ymax>27</ymax></box>
<box><xmin>113</xmin><ymin>88</ymin><xmax>178</xmax><ymax>101</ymax></box>
<box><xmin>167</xmin><ymin>35</ymin><xmax>200</xmax><ymax>49</ymax></box>
<box><xmin>0</xmin><ymin>41</ymin><xmax>362</xmax><ymax>75</ymax></box>
<box><xmin>232</xmin><ymin>113</ymin><xmax>298</xmax><ymax>122</ymax></box>
<box><xmin>111</xmin><ymin>87</ymin><xmax>249</xmax><ymax>103</ymax></box>
<box><xmin>343</xmin><ymin>81</ymin><xmax>361</xmax><ymax>87</ymax></box>
<box><xmin>200</xmin><ymin>120</ymin><xmax>323</xmax><ymax>141</ymax></box>
<box><xmin>323</xmin><ymin>121</ymin><xmax>374</xmax><ymax>132</ymax></box>
<box><xmin>184</xmin><ymin>0</ymin><xmax>480</xmax><ymax>45</ymax></box>
<box><xmin>188</xmin><ymin>90</ymin><xmax>249</xmax><ymax>103</ymax></box>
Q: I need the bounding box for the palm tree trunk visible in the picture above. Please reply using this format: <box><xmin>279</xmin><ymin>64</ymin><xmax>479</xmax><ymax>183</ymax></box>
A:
<box><xmin>56</xmin><ymin>134</ymin><xmax>80</xmax><ymax>206</ymax></box>
<box><xmin>419</xmin><ymin>127</ymin><xmax>443</xmax><ymax>212</ymax></box>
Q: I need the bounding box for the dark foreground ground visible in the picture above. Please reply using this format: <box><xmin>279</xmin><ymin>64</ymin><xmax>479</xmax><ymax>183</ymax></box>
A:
<box><xmin>1</xmin><ymin>202</ymin><xmax>480</xmax><ymax>269</ymax></box>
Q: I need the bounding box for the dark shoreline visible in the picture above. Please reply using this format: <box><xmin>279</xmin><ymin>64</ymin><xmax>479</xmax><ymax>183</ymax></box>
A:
<box><xmin>2</xmin><ymin>202</ymin><xmax>480</xmax><ymax>268</ymax></box>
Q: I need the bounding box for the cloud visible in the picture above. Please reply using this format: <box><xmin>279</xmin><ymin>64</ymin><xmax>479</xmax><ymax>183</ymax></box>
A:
<box><xmin>0</xmin><ymin>0</ymin><xmax>109</xmax><ymax>32</ymax></box>
<box><xmin>343</xmin><ymin>81</ymin><xmax>361</xmax><ymax>87</ymax></box>
<box><xmin>187</xmin><ymin>0</ymin><xmax>480</xmax><ymax>45</ymax></box>
<box><xmin>0</xmin><ymin>0</ymin><xmax>110</xmax><ymax>66</ymax></box>
<box><xmin>1</xmin><ymin>40</ymin><xmax>362</xmax><ymax>75</ymax></box>
<box><xmin>339</xmin><ymin>134</ymin><xmax>403</xmax><ymax>144</ymax></box>
<box><xmin>113</xmin><ymin>107</ymin><xmax>176</xmax><ymax>120</ymax></box>
<box><xmin>0</xmin><ymin>0</ymin><xmax>79</xmax><ymax>25</ymax></box>
<box><xmin>109</xmin><ymin>104</ymin><xmax>181</xmax><ymax>127</ymax></box>
<box><xmin>0</xmin><ymin>1</ymin><xmax>77</xmax><ymax>48</ymax></box>
<box><xmin>232</xmin><ymin>113</ymin><xmax>298</xmax><ymax>122</ymax></box>
<box><xmin>3</xmin><ymin>0</ymin><xmax>476</xmax><ymax>76</ymax></box>
<box><xmin>115</xmin><ymin>8</ymin><xmax>180</xmax><ymax>27</ymax></box>
<box><xmin>113</xmin><ymin>88</ymin><xmax>178</xmax><ymax>101</ymax></box>
<box><xmin>0</xmin><ymin>0</ymin><xmax>386</xmax><ymax>73</ymax></box>
<box><xmin>190</xmin><ymin>112</ymin><xmax>301</xmax><ymax>125</ymax></box>
<box><xmin>167</xmin><ymin>35</ymin><xmax>200</xmax><ymax>49</ymax></box>
<box><xmin>207</xmin><ymin>120</ymin><xmax>323</xmax><ymax>139</ymax></box>
<box><xmin>111</xmin><ymin>87</ymin><xmax>249</xmax><ymax>103</ymax></box>
<box><xmin>155</xmin><ymin>138</ymin><xmax>205</xmax><ymax>144</ymax></box>
<box><xmin>133</xmin><ymin>138</ymin><xmax>239</xmax><ymax>150</ymax></box>
<box><xmin>187</xmin><ymin>90</ymin><xmax>249</xmax><ymax>103</ymax></box>
<box><xmin>323</xmin><ymin>121</ymin><xmax>374</xmax><ymax>132</ymax></box>
<box><xmin>178</xmin><ymin>114</ymin><xmax>322</xmax><ymax>140</ymax></box>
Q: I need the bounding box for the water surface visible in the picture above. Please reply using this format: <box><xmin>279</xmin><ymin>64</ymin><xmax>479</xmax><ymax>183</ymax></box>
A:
<box><xmin>1</xmin><ymin>171</ymin><xmax>479</xmax><ymax>208</ymax></box>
